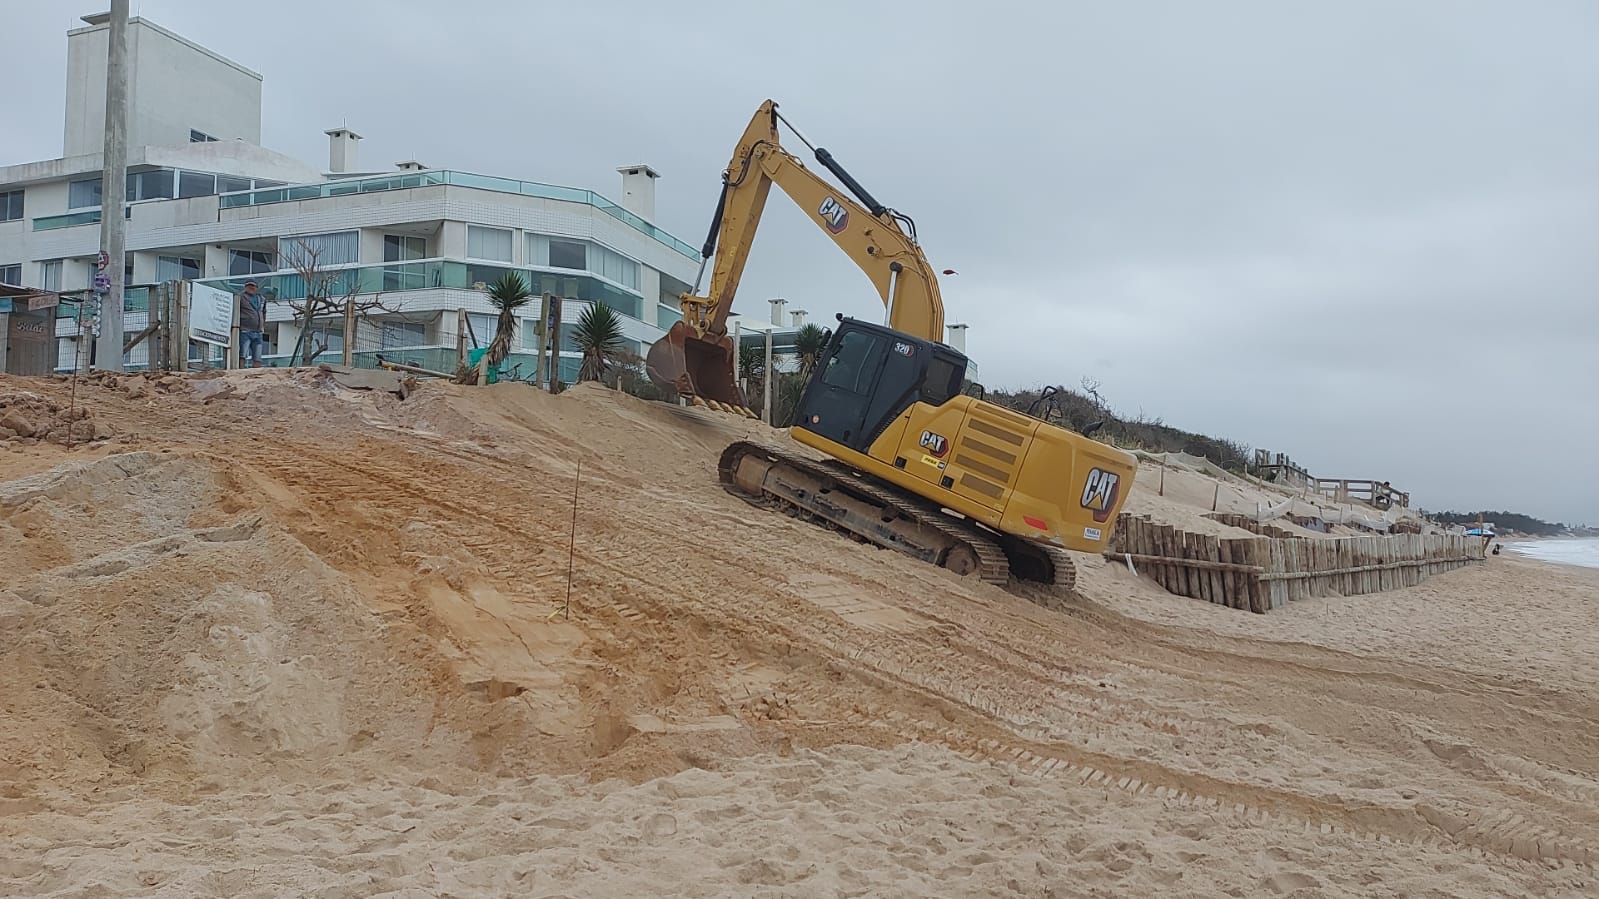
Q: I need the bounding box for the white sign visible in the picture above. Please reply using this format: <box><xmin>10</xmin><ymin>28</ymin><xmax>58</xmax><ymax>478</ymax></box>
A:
<box><xmin>189</xmin><ymin>282</ymin><xmax>235</xmax><ymax>346</ymax></box>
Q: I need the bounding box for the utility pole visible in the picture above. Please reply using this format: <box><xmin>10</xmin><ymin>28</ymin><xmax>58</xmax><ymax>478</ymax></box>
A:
<box><xmin>94</xmin><ymin>0</ymin><xmax>130</xmax><ymax>371</ymax></box>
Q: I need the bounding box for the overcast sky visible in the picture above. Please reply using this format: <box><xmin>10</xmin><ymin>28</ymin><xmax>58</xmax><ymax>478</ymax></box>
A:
<box><xmin>5</xmin><ymin>1</ymin><xmax>1596</xmax><ymax>525</ymax></box>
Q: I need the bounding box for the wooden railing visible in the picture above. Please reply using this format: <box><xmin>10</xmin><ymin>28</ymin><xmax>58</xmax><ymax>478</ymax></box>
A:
<box><xmin>1312</xmin><ymin>478</ymin><xmax>1410</xmax><ymax>509</ymax></box>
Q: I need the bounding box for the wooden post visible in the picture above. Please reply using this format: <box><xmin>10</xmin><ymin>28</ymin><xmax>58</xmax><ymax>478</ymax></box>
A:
<box><xmin>342</xmin><ymin>297</ymin><xmax>355</xmax><ymax>366</ymax></box>
<box><xmin>531</xmin><ymin>295</ymin><xmax>548</xmax><ymax>388</ymax></box>
<box><xmin>1219</xmin><ymin>538</ymin><xmax>1236</xmax><ymax>608</ymax></box>
<box><xmin>149</xmin><ymin>282</ymin><xmax>166</xmax><ymax>373</ymax></box>
<box><xmin>1206</xmin><ymin>535</ymin><xmax>1224</xmax><ymax>605</ymax></box>
<box><xmin>547</xmin><ymin>294</ymin><xmax>564</xmax><ymax>393</ymax></box>
<box><xmin>456</xmin><ymin>307</ymin><xmax>469</xmax><ymax>370</ymax></box>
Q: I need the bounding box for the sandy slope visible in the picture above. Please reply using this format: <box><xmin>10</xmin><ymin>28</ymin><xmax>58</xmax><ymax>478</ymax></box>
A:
<box><xmin>0</xmin><ymin>369</ymin><xmax>1594</xmax><ymax>898</ymax></box>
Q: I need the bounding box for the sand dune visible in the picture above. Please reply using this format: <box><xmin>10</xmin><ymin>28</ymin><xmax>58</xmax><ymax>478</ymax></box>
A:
<box><xmin>0</xmin><ymin>370</ymin><xmax>1594</xmax><ymax>897</ymax></box>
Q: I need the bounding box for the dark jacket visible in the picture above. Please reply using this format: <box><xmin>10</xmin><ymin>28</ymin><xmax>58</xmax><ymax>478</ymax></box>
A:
<box><xmin>238</xmin><ymin>292</ymin><xmax>266</xmax><ymax>331</ymax></box>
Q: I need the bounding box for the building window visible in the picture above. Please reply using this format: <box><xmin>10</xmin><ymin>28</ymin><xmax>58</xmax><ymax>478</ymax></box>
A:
<box><xmin>156</xmin><ymin>255</ymin><xmax>202</xmax><ymax>282</ymax></box>
<box><xmin>228</xmin><ymin>249</ymin><xmax>274</xmax><ymax>276</ymax></box>
<box><xmin>0</xmin><ymin>190</ymin><xmax>22</xmax><ymax>222</ymax></box>
<box><xmin>279</xmin><ymin>231</ymin><xmax>358</xmax><ymax>268</ymax></box>
<box><xmin>380</xmin><ymin>321</ymin><xmax>427</xmax><ymax>349</ymax></box>
<box><xmin>593</xmin><ymin>244</ymin><xmax>640</xmax><ymax>290</ymax></box>
<box><xmin>465</xmin><ymin>312</ymin><xmax>497</xmax><ymax>348</ymax></box>
<box><xmin>466</xmin><ymin>225</ymin><xmax>513</xmax><ymax>262</ymax></box>
<box><xmin>549</xmin><ymin>238</ymin><xmax>586</xmax><ymax>271</ymax></box>
<box><xmin>39</xmin><ymin>260</ymin><xmax>62</xmax><ymax>291</ymax></box>
<box><xmin>190</xmin><ymin>129</ymin><xmax>218</xmax><ymax>143</ymax></box>
<box><xmin>0</xmin><ymin>264</ymin><xmax>20</xmax><ymax>286</ymax></box>
<box><xmin>306</xmin><ymin>324</ymin><xmax>343</xmax><ymax>355</ymax></box>
<box><xmin>383</xmin><ymin>235</ymin><xmax>426</xmax><ymax>262</ymax></box>
<box><xmin>178</xmin><ymin>171</ymin><xmax>216</xmax><ymax>199</ymax></box>
<box><xmin>126</xmin><ymin>170</ymin><xmax>174</xmax><ymax>201</ymax></box>
<box><xmin>218</xmin><ymin>175</ymin><xmax>252</xmax><ymax>194</ymax></box>
<box><xmin>68</xmin><ymin>178</ymin><xmax>103</xmax><ymax>210</ymax></box>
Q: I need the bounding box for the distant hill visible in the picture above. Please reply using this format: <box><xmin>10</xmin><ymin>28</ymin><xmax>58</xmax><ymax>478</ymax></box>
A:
<box><xmin>1421</xmin><ymin>510</ymin><xmax>1567</xmax><ymax>537</ymax></box>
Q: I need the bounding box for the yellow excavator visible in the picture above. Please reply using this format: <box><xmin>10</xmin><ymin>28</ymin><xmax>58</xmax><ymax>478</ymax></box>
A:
<box><xmin>646</xmin><ymin>100</ymin><xmax>1137</xmax><ymax>588</ymax></box>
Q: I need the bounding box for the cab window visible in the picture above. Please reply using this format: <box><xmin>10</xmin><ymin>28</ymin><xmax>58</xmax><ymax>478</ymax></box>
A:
<box><xmin>820</xmin><ymin>330</ymin><xmax>885</xmax><ymax>394</ymax></box>
<box><xmin>920</xmin><ymin>352</ymin><xmax>964</xmax><ymax>405</ymax></box>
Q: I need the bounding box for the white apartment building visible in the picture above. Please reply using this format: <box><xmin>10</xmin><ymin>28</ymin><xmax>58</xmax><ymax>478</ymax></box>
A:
<box><xmin>0</xmin><ymin>13</ymin><xmax>700</xmax><ymax>380</ymax></box>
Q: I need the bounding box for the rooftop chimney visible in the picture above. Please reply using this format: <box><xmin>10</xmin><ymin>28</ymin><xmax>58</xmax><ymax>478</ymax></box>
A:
<box><xmin>616</xmin><ymin>164</ymin><xmax>660</xmax><ymax>219</ymax></box>
<box><xmin>790</xmin><ymin>309</ymin><xmax>808</xmax><ymax>327</ymax></box>
<box><xmin>946</xmin><ymin>323</ymin><xmax>969</xmax><ymax>353</ymax></box>
<box><xmin>325</xmin><ymin>127</ymin><xmax>363</xmax><ymax>174</ymax></box>
<box><xmin>768</xmin><ymin>297</ymin><xmax>788</xmax><ymax>327</ymax></box>
<box><xmin>395</xmin><ymin>160</ymin><xmax>428</xmax><ymax>171</ymax></box>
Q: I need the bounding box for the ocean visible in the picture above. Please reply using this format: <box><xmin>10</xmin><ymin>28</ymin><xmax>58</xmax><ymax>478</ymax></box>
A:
<box><xmin>1505</xmin><ymin>538</ymin><xmax>1599</xmax><ymax>571</ymax></box>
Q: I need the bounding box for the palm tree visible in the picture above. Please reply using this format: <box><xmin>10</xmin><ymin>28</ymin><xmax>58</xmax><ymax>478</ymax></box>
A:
<box><xmin>483</xmin><ymin>272</ymin><xmax>533</xmax><ymax>377</ymax></box>
<box><xmin>739</xmin><ymin>342</ymin><xmax>765</xmax><ymax>388</ymax></box>
<box><xmin>792</xmin><ymin>323</ymin><xmax>827</xmax><ymax>380</ymax></box>
<box><xmin>573</xmin><ymin>302</ymin><xmax>626</xmax><ymax>383</ymax></box>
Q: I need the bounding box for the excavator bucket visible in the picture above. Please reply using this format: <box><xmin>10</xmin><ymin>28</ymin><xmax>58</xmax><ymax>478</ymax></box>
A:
<box><xmin>645</xmin><ymin>322</ymin><xmax>750</xmax><ymax>413</ymax></box>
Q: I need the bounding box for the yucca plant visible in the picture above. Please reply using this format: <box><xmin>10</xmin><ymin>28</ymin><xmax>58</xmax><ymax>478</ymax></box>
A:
<box><xmin>792</xmin><ymin>323</ymin><xmax>827</xmax><ymax>380</ymax></box>
<box><xmin>483</xmin><ymin>272</ymin><xmax>533</xmax><ymax>374</ymax></box>
<box><xmin>574</xmin><ymin>302</ymin><xmax>626</xmax><ymax>383</ymax></box>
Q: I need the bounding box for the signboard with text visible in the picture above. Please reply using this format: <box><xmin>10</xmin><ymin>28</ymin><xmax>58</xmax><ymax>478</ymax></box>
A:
<box><xmin>188</xmin><ymin>282</ymin><xmax>235</xmax><ymax>346</ymax></box>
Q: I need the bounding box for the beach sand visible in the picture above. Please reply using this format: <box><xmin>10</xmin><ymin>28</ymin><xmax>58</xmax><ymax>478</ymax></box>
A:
<box><xmin>1</xmin><ymin>370</ymin><xmax>1593</xmax><ymax>897</ymax></box>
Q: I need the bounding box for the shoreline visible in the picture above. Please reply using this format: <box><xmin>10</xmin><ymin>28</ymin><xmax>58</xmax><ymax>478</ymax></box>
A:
<box><xmin>1503</xmin><ymin>536</ymin><xmax>1599</xmax><ymax>572</ymax></box>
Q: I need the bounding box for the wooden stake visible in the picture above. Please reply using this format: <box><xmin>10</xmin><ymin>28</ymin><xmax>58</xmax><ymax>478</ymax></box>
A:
<box><xmin>553</xmin><ymin>460</ymin><xmax>581</xmax><ymax>621</ymax></box>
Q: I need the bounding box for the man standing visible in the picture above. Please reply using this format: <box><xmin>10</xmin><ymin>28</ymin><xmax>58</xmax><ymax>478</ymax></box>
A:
<box><xmin>238</xmin><ymin>279</ymin><xmax>266</xmax><ymax>368</ymax></box>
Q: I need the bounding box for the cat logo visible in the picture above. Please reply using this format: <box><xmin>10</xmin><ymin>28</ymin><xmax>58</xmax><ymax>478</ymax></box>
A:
<box><xmin>1080</xmin><ymin>468</ymin><xmax>1121</xmax><ymax>523</ymax></box>
<box><xmin>918</xmin><ymin>429</ymin><xmax>949</xmax><ymax>458</ymax></box>
<box><xmin>818</xmin><ymin>197</ymin><xmax>849</xmax><ymax>233</ymax></box>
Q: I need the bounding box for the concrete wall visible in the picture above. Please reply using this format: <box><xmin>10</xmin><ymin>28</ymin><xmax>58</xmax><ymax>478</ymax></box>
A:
<box><xmin>63</xmin><ymin>24</ymin><xmax>111</xmax><ymax>159</ymax></box>
<box><xmin>65</xmin><ymin>18</ymin><xmax>263</xmax><ymax>158</ymax></box>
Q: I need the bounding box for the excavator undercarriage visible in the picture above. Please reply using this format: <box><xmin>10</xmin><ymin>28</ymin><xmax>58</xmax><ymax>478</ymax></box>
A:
<box><xmin>718</xmin><ymin>440</ymin><xmax>1078</xmax><ymax>592</ymax></box>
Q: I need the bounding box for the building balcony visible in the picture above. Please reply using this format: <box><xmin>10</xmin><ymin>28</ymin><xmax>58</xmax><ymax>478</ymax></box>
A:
<box><xmin>216</xmin><ymin>169</ymin><xmax>700</xmax><ymax>261</ymax></box>
<box><xmin>194</xmin><ymin>258</ymin><xmax>648</xmax><ymax>321</ymax></box>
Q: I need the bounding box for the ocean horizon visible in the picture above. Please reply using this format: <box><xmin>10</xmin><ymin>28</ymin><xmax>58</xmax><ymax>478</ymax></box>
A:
<box><xmin>1505</xmin><ymin>537</ymin><xmax>1599</xmax><ymax>571</ymax></box>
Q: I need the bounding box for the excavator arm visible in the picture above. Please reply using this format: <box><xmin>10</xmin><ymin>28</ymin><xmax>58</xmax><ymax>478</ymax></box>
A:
<box><xmin>645</xmin><ymin>100</ymin><xmax>946</xmax><ymax>411</ymax></box>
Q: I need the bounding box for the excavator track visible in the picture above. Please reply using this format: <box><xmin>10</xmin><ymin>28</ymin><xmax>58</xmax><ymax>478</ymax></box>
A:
<box><xmin>718</xmin><ymin>440</ymin><xmax>1078</xmax><ymax>593</ymax></box>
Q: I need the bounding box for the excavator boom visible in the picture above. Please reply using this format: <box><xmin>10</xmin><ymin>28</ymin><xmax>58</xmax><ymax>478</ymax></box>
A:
<box><xmin>645</xmin><ymin>100</ymin><xmax>945</xmax><ymax>408</ymax></box>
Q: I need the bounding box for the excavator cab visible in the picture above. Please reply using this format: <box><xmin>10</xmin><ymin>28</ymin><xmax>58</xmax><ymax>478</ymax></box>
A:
<box><xmin>791</xmin><ymin>317</ymin><xmax>966</xmax><ymax>453</ymax></box>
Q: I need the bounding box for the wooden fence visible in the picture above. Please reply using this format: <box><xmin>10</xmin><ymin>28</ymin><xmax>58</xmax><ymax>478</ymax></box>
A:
<box><xmin>1106</xmin><ymin>515</ymin><xmax>1484</xmax><ymax>613</ymax></box>
<box><xmin>1205</xmin><ymin>513</ymin><xmax>1302</xmax><ymax>540</ymax></box>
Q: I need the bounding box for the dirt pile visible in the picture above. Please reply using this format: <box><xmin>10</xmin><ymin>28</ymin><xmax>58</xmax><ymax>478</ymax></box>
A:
<box><xmin>0</xmin><ymin>369</ymin><xmax>1593</xmax><ymax>897</ymax></box>
<box><xmin>0</xmin><ymin>389</ymin><xmax>113</xmax><ymax>446</ymax></box>
<box><xmin>0</xmin><ymin>452</ymin><xmax>479</xmax><ymax>790</ymax></box>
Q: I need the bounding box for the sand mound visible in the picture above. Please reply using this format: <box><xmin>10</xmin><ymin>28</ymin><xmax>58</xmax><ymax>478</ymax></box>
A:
<box><xmin>0</xmin><ymin>452</ymin><xmax>470</xmax><ymax>790</ymax></box>
<box><xmin>0</xmin><ymin>370</ymin><xmax>1592</xmax><ymax>898</ymax></box>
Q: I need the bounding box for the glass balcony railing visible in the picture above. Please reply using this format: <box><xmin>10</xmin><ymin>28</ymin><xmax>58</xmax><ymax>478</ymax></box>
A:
<box><xmin>195</xmin><ymin>259</ymin><xmax>645</xmax><ymax>320</ymax></box>
<box><xmin>216</xmin><ymin>170</ymin><xmax>700</xmax><ymax>260</ymax></box>
<box><xmin>34</xmin><ymin>210</ymin><xmax>103</xmax><ymax>230</ymax></box>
